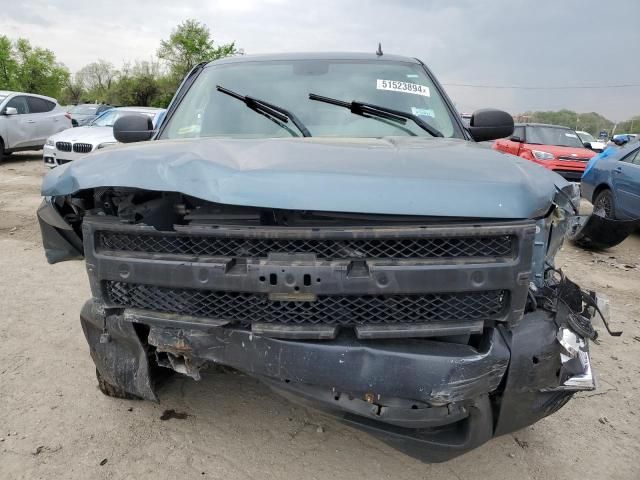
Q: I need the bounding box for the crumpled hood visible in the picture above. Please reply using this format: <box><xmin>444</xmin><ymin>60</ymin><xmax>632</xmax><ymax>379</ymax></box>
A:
<box><xmin>49</xmin><ymin>125</ymin><xmax>115</xmax><ymax>145</ymax></box>
<box><xmin>42</xmin><ymin>136</ymin><xmax>567</xmax><ymax>219</ymax></box>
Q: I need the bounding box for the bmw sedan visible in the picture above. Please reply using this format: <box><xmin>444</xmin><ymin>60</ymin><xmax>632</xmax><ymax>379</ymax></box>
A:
<box><xmin>43</xmin><ymin>107</ymin><xmax>164</xmax><ymax>167</ymax></box>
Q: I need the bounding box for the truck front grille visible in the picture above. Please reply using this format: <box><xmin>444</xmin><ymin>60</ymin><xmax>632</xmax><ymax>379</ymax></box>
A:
<box><xmin>98</xmin><ymin>231</ymin><xmax>514</xmax><ymax>260</ymax></box>
<box><xmin>104</xmin><ymin>281</ymin><xmax>507</xmax><ymax>326</ymax></box>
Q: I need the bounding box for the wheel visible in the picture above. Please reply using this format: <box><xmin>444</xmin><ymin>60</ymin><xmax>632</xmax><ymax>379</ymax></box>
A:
<box><xmin>95</xmin><ymin>368</ymin><xmax>141</xmax><ymax>400</ymax></box>
<box><xmin>0</xmin><ymin>138</ymin><xmax>6</xmax><ymax>162</ymax></box>
<box><xmin>593</xmin><ymin>189</ymin><xmax>616</xmax><ymax>219</ymax></box>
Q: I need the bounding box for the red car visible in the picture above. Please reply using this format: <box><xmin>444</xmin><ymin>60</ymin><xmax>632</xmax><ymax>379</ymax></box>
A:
<box><xmin>494</xmin><ymin>123</ymin><xmax>596</xmax><ymax>180</ymax></box>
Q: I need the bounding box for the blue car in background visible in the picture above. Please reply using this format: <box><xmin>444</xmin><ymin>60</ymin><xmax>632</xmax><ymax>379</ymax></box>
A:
<box><xmin>582</xmin><ymin>141</ymin><xmax>640</xmax><ymax>219</ymax></box>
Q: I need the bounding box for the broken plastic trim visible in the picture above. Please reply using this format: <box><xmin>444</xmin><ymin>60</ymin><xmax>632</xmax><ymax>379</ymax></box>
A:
<box><xmin>582</xmin><ymin>290</ymin><xmax>622</xmax><ymax>337</ymax></box>
<box><xmin>568</xmin><ymin>209</ymin><xmax>640</xmax><ymax>250</ymax></box>
<box><xmin>546</xmin><ymin>327</ymin><xmax>595</xmax><ymax>391</ymax></box>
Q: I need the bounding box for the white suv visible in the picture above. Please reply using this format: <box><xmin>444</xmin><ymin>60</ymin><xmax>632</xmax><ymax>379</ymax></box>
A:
<box><xmin>0</xmin><ymin>90</ymin><xmax>72</xmax><ymax>161</ymax></box>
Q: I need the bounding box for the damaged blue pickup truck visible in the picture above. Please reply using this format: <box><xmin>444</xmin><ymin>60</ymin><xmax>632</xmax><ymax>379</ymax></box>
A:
<box><xmin>38</xmin><ymin>53</ymin><xmax>606</xmax><ymax>462</ymax></box>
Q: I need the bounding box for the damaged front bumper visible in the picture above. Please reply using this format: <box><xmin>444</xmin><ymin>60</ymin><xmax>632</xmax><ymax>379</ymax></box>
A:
<box><xmin>80</xmin><ymin>296</ymin><xmax>596</xmax><ymax>463</ymax></box>
<box><xmin>38</xmin><ymin>189</ymin><xmax>604</xmax><ymax>462</ymax></box>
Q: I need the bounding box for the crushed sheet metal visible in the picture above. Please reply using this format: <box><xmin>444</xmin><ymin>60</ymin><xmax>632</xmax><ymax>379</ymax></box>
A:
<box><xmin>41</xmin><ymin>136</ymin><xmax>566</xmax><ymax>219</ymax></box>
<box><xmin>552</xmin><ymin>328</ymin><xmax>596</xmax><ymax>391</ymax></box>
<box><xmin>143</xmin><ymin>323</ymin><xmax>510</xmax><ymax>403</ymax></box>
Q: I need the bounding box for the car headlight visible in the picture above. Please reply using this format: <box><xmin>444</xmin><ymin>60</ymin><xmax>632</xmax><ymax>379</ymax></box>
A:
<box><xmin>96</xmin><ymin>142</ymin><xmax>117</xmax><ymax>149</ymax></box>
<box><xmin>45</xmin><ymin>138</ymin><xmax>55</xmax><ymax>146</ymax></box>
<box><xmin>532</xmin><ymin>150</ymin><xmax>555</xmax><ymax>161</ymax></box>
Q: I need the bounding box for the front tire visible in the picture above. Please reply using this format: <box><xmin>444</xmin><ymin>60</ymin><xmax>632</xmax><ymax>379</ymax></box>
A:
<box><xmin>593</xmin><ymin>189</ymin><xmax>616</xmax><ymax>219</ymax></box>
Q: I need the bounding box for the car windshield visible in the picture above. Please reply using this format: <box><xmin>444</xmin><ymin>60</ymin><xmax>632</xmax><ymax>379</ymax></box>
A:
<box><xmin>577</xmin><ymin>131</ymin><xmax>595</xmax><ymax>143</ymax></box>
<box><xmin>92</xmin><ymin>109</ymin><xmax>156</xmax><ymax>127</ymax></box>
<box><xmin>527</xmin><ymin>127</ymin><xmax>584</xmax><ymax>148</ymax></box>
<box><xmin>70</xmin><ymin>104</ymin><xmax>101</xmax><ymax>115</ymax></box>
<box><xmin>161</xmin><ymin>59</ymin><xmax>462</xmax><ymax>139</ymax></box>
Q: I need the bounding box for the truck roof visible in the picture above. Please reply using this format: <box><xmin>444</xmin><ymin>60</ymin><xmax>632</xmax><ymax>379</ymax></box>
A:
<box><xmin>206</xmin><ymin>52</ymin><xmax>422</xmax><ymax>67</ymax></box>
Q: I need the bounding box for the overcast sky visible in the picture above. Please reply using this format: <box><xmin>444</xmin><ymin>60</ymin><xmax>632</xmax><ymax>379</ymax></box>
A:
<box><xmin>2</xmin><ymin>0</ymin><xmax>638</xmax><ymax>120</ymax></box>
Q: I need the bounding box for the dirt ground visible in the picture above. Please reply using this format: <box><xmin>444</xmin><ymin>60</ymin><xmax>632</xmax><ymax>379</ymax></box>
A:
<box><xmin>1</xmin><ymin>153</ymin><xmax>639</xmax><ymax>480</ymax></box>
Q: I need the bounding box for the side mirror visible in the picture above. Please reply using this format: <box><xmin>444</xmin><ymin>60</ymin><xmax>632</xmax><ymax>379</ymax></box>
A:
<box><xmin>468</xmin><ymin>109</ymin><xmax>514</xmax><ymax>142</ymax></box>
<box><xmin>4</xmin><ymin>107</ymin><xmax>18</xmax><ymax>115</ymax></box>
<box><xmin>583</xmin><ymin>142</ymin><xmax>593</xmax><ymax>150</ymax></box>
<box><xmin>113</xmin><ymin>114</ymin><xmax>154</xmax><ymax>143</ymax></box>
<box><xmin>509</xmin><ymin>135</ymin><xmax>522</xmax><ymax>143</ymax></box>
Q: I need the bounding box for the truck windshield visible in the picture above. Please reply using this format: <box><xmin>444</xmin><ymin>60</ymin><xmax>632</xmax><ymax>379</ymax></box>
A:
<box><xmin>527</xmin><ymin>127</ymin><xmax>584</xmax><ymax>148</ymax></box>
<box><xmin>161</xmin><ymin>59</ymin><xmax>462</xmax><ymax>139</ymax></box>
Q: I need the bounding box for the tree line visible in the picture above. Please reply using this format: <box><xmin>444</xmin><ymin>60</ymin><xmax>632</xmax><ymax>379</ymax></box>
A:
<box><xmin>1</xmin><ymin>23</ymin><xmax>638</xmax><ymax>135</ymax></box>
<box><xmin>514</xmin><ymin>109</ymin><xmax>640</xmax><ymax>136</ymax></box>
<box><xmin>0</xmin><ymin>19</ymin><xmax>239</xmax><ymax>108</ymax></box>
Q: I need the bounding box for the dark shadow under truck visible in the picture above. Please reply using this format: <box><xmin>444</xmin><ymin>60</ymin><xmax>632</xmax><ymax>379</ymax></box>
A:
<box><xmin>38</xmin><ymin>52</ymin><xmax>608</xmax><ymax>462</ymax></box>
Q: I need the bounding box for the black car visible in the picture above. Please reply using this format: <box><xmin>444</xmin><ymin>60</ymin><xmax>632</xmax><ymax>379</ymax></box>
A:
<box><xmin>68</xmin><ymin>103</ymin><xmax>113</xmax><ymax>127</ymax></box>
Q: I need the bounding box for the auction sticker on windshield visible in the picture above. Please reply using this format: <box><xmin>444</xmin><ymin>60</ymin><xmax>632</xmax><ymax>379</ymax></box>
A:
<box><xmin>377</xmin><ymin>79</ymin><xmax>430</xmax><ymax>97</ymax></box>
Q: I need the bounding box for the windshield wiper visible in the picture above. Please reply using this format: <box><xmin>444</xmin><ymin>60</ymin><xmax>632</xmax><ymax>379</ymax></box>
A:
<box><xmin>308</xmin><ymin>93</ymin><xmax>443</xmax><ymax>138</ymax></box>
<box><xmin>216</xmin><ymin>85</ymin><xmax>311</xmax><ymax>137</ymax></box>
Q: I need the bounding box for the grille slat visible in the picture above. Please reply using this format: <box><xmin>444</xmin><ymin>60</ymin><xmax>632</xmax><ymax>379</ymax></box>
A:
<box><xmin>558</xmin><ymin>155</ymin><xmax>590</xmax><ymax>162</ymax></box>
<box><xmin>56</xmin><ymin>141</ymin><xmax>72</xmax><ymax>152</ymax></box>
<box><xmin>98</xmin><ymin>232</ymin><xmax>513</xmax><ymax>260</ymax></box>
<box><xmin>105</xmin><ymin>281</ymin><xmax>506</xmax><ymax>326</ymax></box>
<box><xmin>73</xmin><ymin>142</ymin><xmax>93</xmax><ymax>153</ymax></box>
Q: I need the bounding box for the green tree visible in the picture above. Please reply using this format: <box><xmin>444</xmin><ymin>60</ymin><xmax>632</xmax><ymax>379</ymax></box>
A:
<box><xmin>60</xmin><ymin>75</ymin><xmax>86</xmax><ymax>105</ymax></box>
<box><xmin>157</xmin><ymin>19</ymin><xmax>239</xmax><ymax>80</ymax></box>
<box><xmin>0</xmin><ymin>35</ymin><xmax>18</xmax><ymax>90</ymax></box>
<box><xmin>613</xmin><ymin>116</ymin><xmax>640</xmax><ymax>135</ymax></box>
<box><xmin>13</xmin><ymin>38</ymin><xmax>69</xmax><ymax>99</ymax></box>
<box><xmin>106</xmin><ymin>61</ymin><xmax>163</xmax><ymax>107</ymax></box>
<box><xmin>76</xmin><ymin>60</ymin><xmax>118</xmax><ymax>101</ymax></box>
<box><xmin>517</xmin><ymin>109</ymin><xmax>614</xmax><ymax>136</ymax></box>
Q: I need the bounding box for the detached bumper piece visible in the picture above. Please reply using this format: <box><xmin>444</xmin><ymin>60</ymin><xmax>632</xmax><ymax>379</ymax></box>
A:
<box><xmin>37</xmin><ymin>198</ymin><xmax>83</xmax><ymax>263</ymax></box>
<box><xmin>568</xmin><ymin>211</ymin><xmax>640</xmax><ymax>250</ymax></box>
<box><xmin>552</xmin><ymin>327</ymin><xmax>595</xmax><ymax>390</ymax></box>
